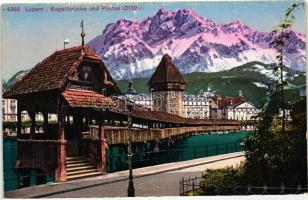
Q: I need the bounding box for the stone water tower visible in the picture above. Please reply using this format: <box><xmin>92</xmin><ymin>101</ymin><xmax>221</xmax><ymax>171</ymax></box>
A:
<box><xmin>148</xmin><ymin>54</ymin><xmax>186</xmax><ymax>117</ymax></box>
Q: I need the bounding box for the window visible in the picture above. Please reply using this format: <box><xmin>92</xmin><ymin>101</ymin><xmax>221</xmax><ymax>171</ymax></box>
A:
<box><xmin>10</xmin><ymin>108</ymin><xmax>16</xmax><ymax>114</ymax></box>
<box><xmin>77</xmin><ymin>62</ymin><xmax>102</xmax><ymax>83</ymax></box>
<box><xmin>170</xmin><ymin>91</ymin><xmax>175</xmax><ymax>98</ymax></box>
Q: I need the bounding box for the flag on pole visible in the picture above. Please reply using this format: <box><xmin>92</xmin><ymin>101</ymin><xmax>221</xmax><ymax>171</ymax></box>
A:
<box><xmin>64</xmin><ymin>39</ymin><xmax>69</xmax><ymax>45</ymax></box>
<box><xmin>80</xmin><ymin>20</ymin><xmax>84</xmax><ymax>28</ymax></box>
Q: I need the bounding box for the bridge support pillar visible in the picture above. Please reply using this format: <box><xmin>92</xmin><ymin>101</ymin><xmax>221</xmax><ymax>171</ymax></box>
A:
<box><xmin>36</xmin><ymin>169</ymin><xmax>46</xmax><ymax>185</ymax></box>
<box><xmin>55</xmin><ymin>128</ymin><xmax>67</xmax><ymax>182</ymax></box>
<box><xmin>99</xmin><ymin>127</ymin><xmax>107</xmax><ymax>174</ymax></box>
<box><xmin>19</xmin><ymin>169</ymin><xmax>31</xmax><ymax>188</ymax></box>
<box><xmin>109</xmin><ymin>146</ymin><xmax>114</xmax><ymax>172</ymax></box>
<box><xmin>117</xmin><ymin>145</ymin><xmax>124</xmax><ymax>170</ymax></box>
<box><xmin>141</xmin><ymin>141</ymin><xmax>147</xmax><ymax>159</ymax></box>
<box><xmin>154</xmin><ymin>138</ymin><xmax>159</xmax><ymax>152</ymax></box>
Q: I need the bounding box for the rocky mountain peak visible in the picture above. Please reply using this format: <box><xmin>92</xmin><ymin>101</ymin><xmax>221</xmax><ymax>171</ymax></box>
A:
<box><xmin>87</xmin><ymin>8</ymin><xmax>306</xmax><ymax>80</ymax></box>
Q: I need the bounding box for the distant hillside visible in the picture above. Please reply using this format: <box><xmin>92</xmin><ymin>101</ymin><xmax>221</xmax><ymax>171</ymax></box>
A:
<box><xmin>3</xmin><ymin>70</ymin><xmax>29</xmax><ymax>91</ymax></box>
<box><xmin>117</xmin><ymin>61</ymin><xmax>306</xmax><ymax>107</ymax></box>
<box><xmin>4</xmin><ymin>61</ymin><xmax>305</xmax><ymax>107</ymax></box>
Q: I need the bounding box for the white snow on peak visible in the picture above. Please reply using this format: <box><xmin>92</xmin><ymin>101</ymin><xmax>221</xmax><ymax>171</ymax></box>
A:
<box><xmin>87</xmin><ymin>8</ymin><xmax>306</xmax><ymax>80</ymax></box>
<box><xmin>253</xmin><ymin>82</ymin><xmax>268</xmax><ymax>88</ymax></box>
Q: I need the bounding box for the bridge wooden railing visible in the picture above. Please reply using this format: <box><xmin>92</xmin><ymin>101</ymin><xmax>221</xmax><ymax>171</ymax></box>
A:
<box><xmin>80</xmin><ymin>126</ymin><xmax>101</xmax><ymax>169</ymax></box>
<box><xmin>80</xmin><ymin>139</ymin><xmax>101</xmax><ymax>169</ymax></box>
<box><xmin>16</xmin><ymin>139</ymin><xmax>60</xmax><ymax>171</ymax></box>
<box><xmin>103</xmin><ymin>125</ymin><xmax>241</xmax><ymax>145</ymax></box>
<box><xmin>80</xmin><ymin>125</ymin><xmax>106</xmax><ymax>174</ymax></box>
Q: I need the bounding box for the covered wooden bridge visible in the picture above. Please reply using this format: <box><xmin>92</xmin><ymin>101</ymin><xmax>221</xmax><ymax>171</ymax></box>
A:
<box><xmin>3</xmin><ymin>44</ymin><xmax>240</xmax><ymax>187</ymax></box>
<box><xmin>102</xmin><ymin>107</ymin><xmax>240</xmax><ymax>145</ymax></box>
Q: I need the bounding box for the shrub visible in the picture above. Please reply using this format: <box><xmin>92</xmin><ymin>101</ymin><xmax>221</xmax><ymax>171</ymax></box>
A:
<box><xmin>199</xmin><ymin>165</ymin><xmax>244</xmax><ymax>195</ymax></box>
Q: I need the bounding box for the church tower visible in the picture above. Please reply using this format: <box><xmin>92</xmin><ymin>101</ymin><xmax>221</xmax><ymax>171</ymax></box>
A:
<box><xmin>148</xmin><ymin>54</ymin><xmax>186</xmax><ymax>117</ymax></box>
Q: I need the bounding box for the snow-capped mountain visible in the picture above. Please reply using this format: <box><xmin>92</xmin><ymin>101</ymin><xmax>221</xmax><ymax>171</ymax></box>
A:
<box><xmin>88</xmin><ymin>8</ymin><xmax>306</xmax><ymax>80</ymax></box>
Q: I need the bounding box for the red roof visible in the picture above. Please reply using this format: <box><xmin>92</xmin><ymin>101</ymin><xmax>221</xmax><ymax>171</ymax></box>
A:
<box><xmin>211</xmin><ymin>95</ymin><xmax>247</xmax><ymax>109</ymax></box>
<box><xmin>3</xmin><ymin>45</ymin><xmax>120</xmax><ymax>98</ymax></box>
<box><xmin>148</xmin><ymin>54</ymin><xmax>186</xmax><ymax>86</ymax></box>
<box><xmin>62</xmin><ymin>89</ymin><xmax>114</xmax><ymax>108</ymax></box>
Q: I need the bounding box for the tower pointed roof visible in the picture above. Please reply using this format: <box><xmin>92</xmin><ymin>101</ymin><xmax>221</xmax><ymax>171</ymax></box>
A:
<box><xmin>148</xmin><ymin>54</ymin><xmax>186</xmax><ymax>86</ymax></box>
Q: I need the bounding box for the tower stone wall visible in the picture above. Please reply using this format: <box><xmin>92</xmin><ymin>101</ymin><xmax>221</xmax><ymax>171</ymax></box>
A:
<box><xmin>153</xmin><ymin>91</ymin><xmax>184</xmax><ymax>117</ymax></box>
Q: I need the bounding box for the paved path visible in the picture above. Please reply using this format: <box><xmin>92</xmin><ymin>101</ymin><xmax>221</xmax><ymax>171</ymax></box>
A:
<box><xmin>4</xmin><ymin>152</ymin><xmax>245</xmax><ymax>198</ymax></box>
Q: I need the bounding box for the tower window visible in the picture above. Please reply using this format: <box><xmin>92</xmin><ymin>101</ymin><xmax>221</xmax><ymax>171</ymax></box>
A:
<box><xmin>170</xmin><ymin>91</ymin><xmax>176</xmax><ymax>98</ymax></box>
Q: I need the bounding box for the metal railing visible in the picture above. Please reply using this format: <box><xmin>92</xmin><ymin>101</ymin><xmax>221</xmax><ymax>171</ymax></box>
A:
<box><xmin>180</xmin><ymin>173</ymin><xmax>205</xmax><ymax>196</ymax></box>
<box><xmin>180</xmin><ymin>174</ymin><xmax>308</xmax><ymax>195</ymax></box>
<box><xmin>106</xmin><ymin>141</ymin><xmax>244</xmax><ymax>172</ymax></box>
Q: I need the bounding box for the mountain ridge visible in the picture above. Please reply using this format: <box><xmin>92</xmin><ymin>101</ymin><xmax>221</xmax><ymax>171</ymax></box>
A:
<box><xmin>88</xmin><ymin>8</ymin><xmax>306</xmax><ymax>80</ymax></box>
<box><xmin>116</xmin><ymin>61</ymin><xmax>306</xmax><ymax>106</ymax></box>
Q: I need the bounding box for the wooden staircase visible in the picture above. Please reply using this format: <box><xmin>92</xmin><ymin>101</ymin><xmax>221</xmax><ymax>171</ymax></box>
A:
<box><xmin>66</xmin><ymin>156</ymin><xmax>102</xmax><ymax>181</ymax></box>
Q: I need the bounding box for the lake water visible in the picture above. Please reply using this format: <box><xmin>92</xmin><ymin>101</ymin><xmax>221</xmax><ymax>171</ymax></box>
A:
<box><xmin>3</xmin><ymin>131</ymin><xmax>249</xmax><ymax>191</ymax></box>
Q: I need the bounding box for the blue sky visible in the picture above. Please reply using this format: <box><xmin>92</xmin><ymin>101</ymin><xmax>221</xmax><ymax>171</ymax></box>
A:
<box><xmin>1</xmin><ymin>1</ymin><xmax>306</xmax><ymax>80</ymax></box>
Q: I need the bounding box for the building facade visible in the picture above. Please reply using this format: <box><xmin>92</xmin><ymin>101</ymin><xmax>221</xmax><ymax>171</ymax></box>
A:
<box><xmin>2</xmin><ymin>98</ymin><xmax>57</xmax><ymax>122</ymax></box>
<box><xmin>134</xmin><ymin>93</ymin><xmax>153</xmax><ymax>109</ymax></box>
<box><xmin>225</xmin><ymin>102</ymin><xmax>259</xmax><ymax>120</ymax></box>
<box><xmin>209</xmin><ymin>92</ymin><xmax>260</xmax><ymax>120</ymax></box>
<box><xmin>2</xmin><ymin>98</ymin><xmax>17</xmax><ymax>122</ymax></box>
<box><xmin>183</xmin><ymin>92</ymin><xmax>210</xmax><ymax>119</ymax></box>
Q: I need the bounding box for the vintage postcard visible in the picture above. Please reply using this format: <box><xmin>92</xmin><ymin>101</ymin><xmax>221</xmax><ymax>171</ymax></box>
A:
<box><xmin>1</xmin><ymin>0</ymin><xmax>307</xmax><ymax>198</ymax></box>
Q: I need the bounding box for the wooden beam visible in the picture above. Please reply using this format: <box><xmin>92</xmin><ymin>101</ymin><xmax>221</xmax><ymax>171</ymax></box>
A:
<box><xmin>55</xmin><ymin>97</ymin><xmax>66</xmax><ymax>182</ymax></box>
<box><xmin>17</xmin><ymin>100</ymin><xmax>21</xmax><ymax>139</ymax></box>
<box><xmin>58</xmin><ymin>105</ymin><xmax>64</xmax><ymax>140</ymax></box>
<box><xmin>29</xmin><ymin>110</ymin><xmax>36</xmax><ymax>139</ymax></box>
<box><xmin>99</xmin><ymin>117</ymin><xmax>107</xmax><ymax>174</ymax></box>
<box><xmin>43</xmin><ymin>111</ymin><xmax>48</xmax><ymax>135</ymax></box>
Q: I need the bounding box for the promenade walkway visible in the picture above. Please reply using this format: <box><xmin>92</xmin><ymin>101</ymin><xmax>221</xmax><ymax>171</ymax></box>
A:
<box><xmin>4</xmin><ymin>152</ymin><xmax>245</xmax><ymax>198</ymax></box>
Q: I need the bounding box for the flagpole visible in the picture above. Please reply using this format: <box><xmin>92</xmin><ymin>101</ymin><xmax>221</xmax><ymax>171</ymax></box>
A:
<box><xmin>64</xmin><ymin>39</ymin><xmax>69</xmax><ymax>50</ymax></box>
<box><xmin>81</xmin><ymin>20</ymin><xmax>85</xmax><ymax>46</ymax></box>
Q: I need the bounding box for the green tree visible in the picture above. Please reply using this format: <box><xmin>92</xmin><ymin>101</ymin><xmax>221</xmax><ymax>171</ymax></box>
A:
<box><xmin>270</xmin><ymin>2</ymin><xmax>304</xmax><ymax>136</ymax></box>
<box><xmin>243</xmin><ymin>2</ymin><xmax>306</xmax><ymax>186</ymax></box>
<box><xmin>198</xmin><ymin>3</ymin><xmax>306</xmax><ymax>195</ymax></box>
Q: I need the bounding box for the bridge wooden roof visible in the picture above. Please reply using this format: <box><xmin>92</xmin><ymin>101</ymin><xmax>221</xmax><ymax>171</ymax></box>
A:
<box><xmin>62</xmin><ymin>89</ymin><xmax>114</xmax><ymax>108</ymax></box>
<box><xmin>111</xmin><ymin>109</ymin><xmax>239</xmax><ymax>125</ymax></box>
<box><xmin>109</xmin><ymin>98</ymin><xmax>239</xmax><ymax>126</ymax></box>
<box><xmin>3</xmin><ymin>45</ymin><xmax>120</xmax><ymax>98</ymax></box>
<box><xmin>130</xmin><ymin>110</ymin><xmax>240</xmax><ymax>125</ymax></box>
